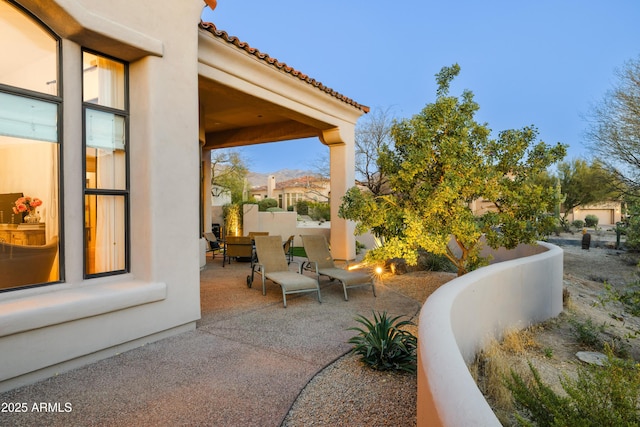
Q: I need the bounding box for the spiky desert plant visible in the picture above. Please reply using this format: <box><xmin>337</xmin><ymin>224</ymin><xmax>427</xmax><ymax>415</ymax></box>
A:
<box><xmin>348</xmin><ymin>311</ymin><xmax>417</xmax><ymax>373</ymax></box>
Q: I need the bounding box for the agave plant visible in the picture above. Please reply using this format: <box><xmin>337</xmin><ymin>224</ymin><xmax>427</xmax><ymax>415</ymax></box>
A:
<box><xmin>348</xmin><ymin>311</ymin><xmax>418</xmax><ymax>373</ymax></box>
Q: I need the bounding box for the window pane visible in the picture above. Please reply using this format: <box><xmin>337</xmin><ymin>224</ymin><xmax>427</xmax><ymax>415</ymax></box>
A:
<box><xmin>0</xmin><ymin>1</ymin><xmax>58</xmax><ymax>95</ymax></box>
<box><xmin>85</xmin><ymin>194</ymin><xmax>125</xmax><ymax>275</ymax></box>
<box><xmin>85</xmin><ymin>110</ymin><xmax>126</xmax><ymax>190</ymax></box>
<box><xmin>0</xmin><ymin>139</ymin><xmax>60</xmax><ymax>290</ymax></box>
<box><xmin>83</xmin><ymin>52</ymin><xmax>125</xmax><ymax>110</ymax></box>
<box><xmin>0</xmin><ymin>92</ymin><xmax>58</xmax><ymax>143</ymax></box>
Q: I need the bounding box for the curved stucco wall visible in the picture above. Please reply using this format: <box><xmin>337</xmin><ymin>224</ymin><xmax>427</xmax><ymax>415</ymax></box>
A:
<box><xmin>416</xmin><ymin>242</ymin><xmax>563</xmax><ymax>426</ymax></box>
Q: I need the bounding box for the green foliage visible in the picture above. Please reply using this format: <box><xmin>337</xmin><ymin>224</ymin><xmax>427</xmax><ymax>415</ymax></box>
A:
<box><xmin>258</xmin><ymin>198</ymin><xmax>278</xmax><ymax>212</ymax></box>
<box><xmin>506</xmin><ymin>350</ymin><xmax>640</xmax><ymax>426</ymax></box>
<box><xmin>571</xmin><ymin>219</ymin><xmax>584</xmax><ymax>229</ymax></box>
<box><xmin>557</xmin><ymin>159</ymin><xmax>618</xmax><ymax>223</ymax></box>
<box><xmin>348</xmin><ymin>311</ymin><xmax>417</xmax><ymax>373</ymax></box>
<box><xmin>309</xmin><ymin>202</ymin><xmax>330</xmax><ymax>221</ymax></box>
<box><xmin>569</xmin><ymin>317</ymin><xmax>603</xmax><ymax>348</ymax></box>
<box><xmin>417</xmin><ymin>249</ymin><xmax>457</xmax><ymax>272</ymax></box>
<box><xmin>625</xmin><ymin>199</ymin><xmax>640</xmax><ymax>251</ymax></box>
<box><xmin>266</xmin><ymin>207</ymin><xmax>284</xmax><ymax>212</ymax></box>
<box><xmin>296</xmin><ymin>200</ymin><xmax>309</xmax><ymax>215</ymax></box>
<box><xmin>339</xmin><ymin>64</ymin><xmax>566</xmax><ymax>276</ymax></box>
<box><xmin>211</xmin><ymin>149</ymin><xmax>249</xmax><ymax>204</ymax></box>
<box><xmin>585</xmin><ymin>214</ymin><xmax>599</xmax><ymax>228</ymax></box>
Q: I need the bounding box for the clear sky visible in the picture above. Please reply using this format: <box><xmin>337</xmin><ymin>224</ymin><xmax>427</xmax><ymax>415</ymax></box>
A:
<box><xmin>201</xmin><ymin>2</ymin><xmax>640</xmax><ymax>174</ymax></box>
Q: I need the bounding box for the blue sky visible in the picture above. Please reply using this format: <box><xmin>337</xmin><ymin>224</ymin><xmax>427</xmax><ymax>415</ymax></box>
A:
<box><xmin>202</xmin><ymin>2</ymin><xmax>640</xmax><ymax>174</ymax></box>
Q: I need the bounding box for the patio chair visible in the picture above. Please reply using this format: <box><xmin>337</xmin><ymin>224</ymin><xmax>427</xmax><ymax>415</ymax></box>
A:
<box><xmin>222</xmin><ymin>236</ymin><xmax>253</xmax><ymax>267</ymax></box>
<box><xmin>204</xmin><ymin>232</ymin><xmax>221</xmax><ymax>258</ymax></box>
<box><xmin>282</xmin><ymin>235</ymin><xmax>295</xmax><ymax>264</ymax></box>
<box><xmin>248</xmin><ymin>235</ymin><xmax>321</xmax><ymax>308</ymax></box>
<box><xmin>301</xmin><ymin>234</ymin><xmax>376</xmax><ymax>301</ymax></box>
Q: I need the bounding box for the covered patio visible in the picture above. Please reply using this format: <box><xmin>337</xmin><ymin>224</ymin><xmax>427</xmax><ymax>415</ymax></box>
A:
<box><xmin>197</xmin><ymin>21</ymin><xmax>369</xmax><ymax>261</ymax></box>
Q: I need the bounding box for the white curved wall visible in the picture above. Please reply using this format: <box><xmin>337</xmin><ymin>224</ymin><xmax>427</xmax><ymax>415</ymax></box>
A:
<box><xmin>416</xmin><ymin>242</ymin><xmax>563</xmax><ymax>426</ymax></box>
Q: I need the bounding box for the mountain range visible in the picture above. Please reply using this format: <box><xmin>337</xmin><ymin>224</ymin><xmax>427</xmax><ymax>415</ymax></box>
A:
<box><xmin>246</xmin><ymin>169</ymin><xmax>317</xmax><ymax>188</ymax></box>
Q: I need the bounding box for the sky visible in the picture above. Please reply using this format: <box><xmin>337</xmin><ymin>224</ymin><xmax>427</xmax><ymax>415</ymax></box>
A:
<box><xmin>201</xmin><ymin>2</ymin><xmax>640</xmax><ymax>174</ymax></box>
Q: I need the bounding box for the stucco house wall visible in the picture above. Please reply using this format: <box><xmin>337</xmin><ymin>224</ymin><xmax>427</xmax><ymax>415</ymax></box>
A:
<box><xmin>0</xmin><ymin>0</ymin><xmax>204</xmax><ymax>392</ymax></box>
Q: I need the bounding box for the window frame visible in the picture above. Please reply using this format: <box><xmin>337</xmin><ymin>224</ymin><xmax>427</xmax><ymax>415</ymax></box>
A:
<box><xmin>81</xmin><ymin>48</ymin><xmax>130</xmax><ymax>278</ymax></box>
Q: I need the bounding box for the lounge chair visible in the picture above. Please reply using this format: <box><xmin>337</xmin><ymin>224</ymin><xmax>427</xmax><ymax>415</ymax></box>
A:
<box><xmin>247</xmin><ymin>231</ymin><xmax>269</xmax><ymax>239</ymax></box>
<box><xmin>282</xmin><ymin>235</ymin><xmax>295</xmax><ymax>264</ymax></box>
<box><xmin>204</xmin><ymin>232</ymin><xmax>221</xmax><ymax>258</ymax></box>
<box><xmin>249</xmin><ymin>235</ymin><xmax>321</xmax><ymax>308</ymax></box>
<box><xmin>222</xmin><ymin>236</ymin><xmax>253</xmax><ymax>267</ymax></box>
<box><xmin>301</xmin><ymin>234</ymin><xmax>376</xmax><ymax>301</ymax></box>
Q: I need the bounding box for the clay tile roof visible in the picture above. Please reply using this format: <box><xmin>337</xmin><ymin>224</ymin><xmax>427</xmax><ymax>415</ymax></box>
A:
<box><xmin>199</xmin><ymin>21</ymin><xmax>370</xmax><ymax>114</ymax></box>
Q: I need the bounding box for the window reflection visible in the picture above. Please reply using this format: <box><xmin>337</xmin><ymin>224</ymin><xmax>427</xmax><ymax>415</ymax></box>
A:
<box><xmin>0</xmin><ymin>0</ymin><xmax>61</xmax><ymax>291</ymax></box>
<box><xmin>0</xmin><ymin>1</ymin><xmax>57</xmax><ymax>95</ymax></box>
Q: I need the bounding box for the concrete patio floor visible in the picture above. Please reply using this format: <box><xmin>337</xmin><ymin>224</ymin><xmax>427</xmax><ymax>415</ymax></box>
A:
<box><xmin>0</xmin><ymin>254</ymin><xmax>421</xmax><ymax>427</ymax></box>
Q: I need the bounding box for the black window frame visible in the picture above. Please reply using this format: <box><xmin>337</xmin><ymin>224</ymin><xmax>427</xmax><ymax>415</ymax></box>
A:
<box><xmin>81</xmin><ymin>49</ymin><xmax>130</xmax><ymax>279</ymax></box>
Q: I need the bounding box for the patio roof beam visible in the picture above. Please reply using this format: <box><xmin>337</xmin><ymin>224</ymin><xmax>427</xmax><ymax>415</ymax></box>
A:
<box><xmin>203</xmin><ymin>120</ymin><xmax>320</xmax><ymax>149</ymax></box>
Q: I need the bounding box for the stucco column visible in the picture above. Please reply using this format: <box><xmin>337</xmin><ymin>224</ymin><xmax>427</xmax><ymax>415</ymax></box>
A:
<box><xmin>324</xmin><ymin>126</ymin><xmax>357</xmax><ymax>260</ymax></box>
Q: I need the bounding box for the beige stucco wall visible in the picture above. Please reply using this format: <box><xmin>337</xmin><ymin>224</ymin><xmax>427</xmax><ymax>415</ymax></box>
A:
<box><xmin>416</xmin><ymin>242</ymin><xmax>563</xmax><ymax>426</ymax></box>
<box><xmin>242</xmin><ymin>204</ymin><xmax>330</xmax><ymax>248</ymax></box>
<box><xmin>0</xmin><ymin>0</ymin><xmax>204</xmax><ymax>392</ymax></box>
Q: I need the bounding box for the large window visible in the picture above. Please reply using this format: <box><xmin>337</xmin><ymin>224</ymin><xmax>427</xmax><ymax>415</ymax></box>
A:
<box><xmin>0</xmin><ymin>0</ymin><xmax>61</xmax><ymax>291</ymax></box>
<box><xmin>82</xmin><ymin>51</ymin><xmax>129</xmax><ymax>276</ymax></box>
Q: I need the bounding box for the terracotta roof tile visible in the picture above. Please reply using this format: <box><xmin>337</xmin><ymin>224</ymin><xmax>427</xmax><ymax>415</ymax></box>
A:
<box><xmin>199</xmin><ymin>21</ymin><xmax>369</xmax><ymax>114</ymax></box>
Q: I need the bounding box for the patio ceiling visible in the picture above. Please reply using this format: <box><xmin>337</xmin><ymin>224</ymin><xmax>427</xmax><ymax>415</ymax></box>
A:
<box><xmin>198</xmin><ymin>21</ymin><xmax>368</xmax><ymax>151</ymax></box>
<box><xmin>198</xmin><ymin>75</ymin><xmax>324</xmax><ymax>149</ymax></box>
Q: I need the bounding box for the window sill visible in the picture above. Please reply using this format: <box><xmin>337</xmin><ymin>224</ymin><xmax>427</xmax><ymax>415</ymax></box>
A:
<box><xmin>0</xmin><ymin>280</ymin><xmax>167</xmax><ymax>338</ymax></box>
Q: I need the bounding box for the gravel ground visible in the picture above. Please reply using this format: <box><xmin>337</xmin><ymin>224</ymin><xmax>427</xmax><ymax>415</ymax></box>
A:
<box><xmin>281</xmin><ymin>272</ymin><xmax>454</xmax><ymax>427</ymax></box>
<box><xmin>281</xmin><ymin>234</ymin><xmax>638</xmax><ymax>427</ymax></box>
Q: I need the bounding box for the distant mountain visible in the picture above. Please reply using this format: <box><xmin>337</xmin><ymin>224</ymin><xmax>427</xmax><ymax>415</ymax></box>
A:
<box><xmin>247</xmin><ymin>169</ymin><xmax>315</xmax><ymax>188</ymax></box>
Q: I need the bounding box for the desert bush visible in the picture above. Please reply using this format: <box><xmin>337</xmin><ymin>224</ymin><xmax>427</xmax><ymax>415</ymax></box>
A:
<box><xmin>506</xmin><ymin>348</ymin><xmax>640</xmax><ymax>426</ymax></box>
<box><xmin>571</xmin><ymin>219</ymin><xmax>584</xmax><ymax>229</ymax></box>
<box><xmin>296</xmin><ymin>200</ymin><xmax>309</xmax><ymax>215</ymax></box>
<box><xmin>348</xmin><ymin>311</ymin><xmax>417</xmax><ymax>373</ymax></box>
<box><xmin>258</xmin><ymin>198</ymin><xmax>278</xmax><ymax>211</ymax></box>
<box><xmin>309</xmin><ymin>202</ymin><xmax>330</xmax><ymax>221</ymax></box>
<box><xmin>417</xmin><ymin>249</ymin><xmax>456</xmax><ymax>272</ymax></box>
<box><xmin>585</xmin><ymin>214</ymin><xmax>599</xmax><ymax>228</ymax></box>
<box><xmin>569</xmin><ymin>317</ymin><xmax>604</xmax><ymax>348</ymax></box>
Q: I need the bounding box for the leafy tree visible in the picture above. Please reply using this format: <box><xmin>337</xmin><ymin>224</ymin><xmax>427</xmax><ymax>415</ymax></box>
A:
<box><xmin>586</xmin><ymin>56</ymin><xmax>640</xmax><ymax>196</ymax></box>
<box><xmin>339</xmin><ymin>64</ymin><xmax>566</xmax><ymax>276</ymax></box>
<box><xmin>211</xmin><ymin>149</ymin><xmax>249</xmax><ymax>203</ymax></box>
<box><xmin>557</xmin><ymin>159</ymin><xmax>618</xmax><ymax>224</ymax></box>
<box><xmin>355</xmin><ymin>107</ymin><xmax>395</xmax><ymax>196</ymax></box>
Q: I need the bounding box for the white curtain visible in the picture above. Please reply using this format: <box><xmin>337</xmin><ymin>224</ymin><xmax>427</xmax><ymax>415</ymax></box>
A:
<box><xmin>88</xmin><ymin>57</ymin><xmax>126</xmax><ymax>273</ymax></box>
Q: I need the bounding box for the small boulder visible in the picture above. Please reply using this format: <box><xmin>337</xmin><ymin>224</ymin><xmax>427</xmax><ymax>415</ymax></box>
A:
<box><xmin>576</xmin><ymin>351</ymin><xmax>607</xmax><ymax>366</ymax></box>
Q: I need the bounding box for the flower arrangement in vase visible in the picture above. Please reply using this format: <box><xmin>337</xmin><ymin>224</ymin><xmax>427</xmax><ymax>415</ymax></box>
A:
<box><xmin>13</xmin><ymin>196</ymin><xmax>43</xmax><ymax>223</ymax></box>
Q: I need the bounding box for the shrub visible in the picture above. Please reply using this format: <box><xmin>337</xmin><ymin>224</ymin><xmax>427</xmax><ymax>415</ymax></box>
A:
<box><xmin>572</xmin><ymin>219</ymin><xmax>585</xmax><ymax>229</ymax></box>
<box><xmin>569</xmin><ymin>317</ymin><xmax>603</xmax><ymax>348</ymax></box>
<box><xmin>296</xmin><ymin>200</ymin><xmax>309</xmax><ymax>215</ymax></box>
<box><xmin>417</xmin><ymin>249</ymin><xmax>456</xmax><ymax>272</ymax></box>
<box><xmin>506</xmin><ymin>349</ymin><xmax>640</xmax><ymax>426</ymax></box>
<box><xmin>348</xmin><ymin>311</ymin><xmax>417</xmax><ymax>373</ymax></box>
<box><xmin>585</xmin><ymin>214</ymin><xmax>599</xmax><ymax>228</ymax></box>
<box><xmin>258</xmin><ymin>198</ymin><xmax>278</xmax><ymax>211</ymax></box>
<box><xmin>309</xmin><ymin>202</ymin><xmax>330</xmax><ymax>221</ymax></box>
